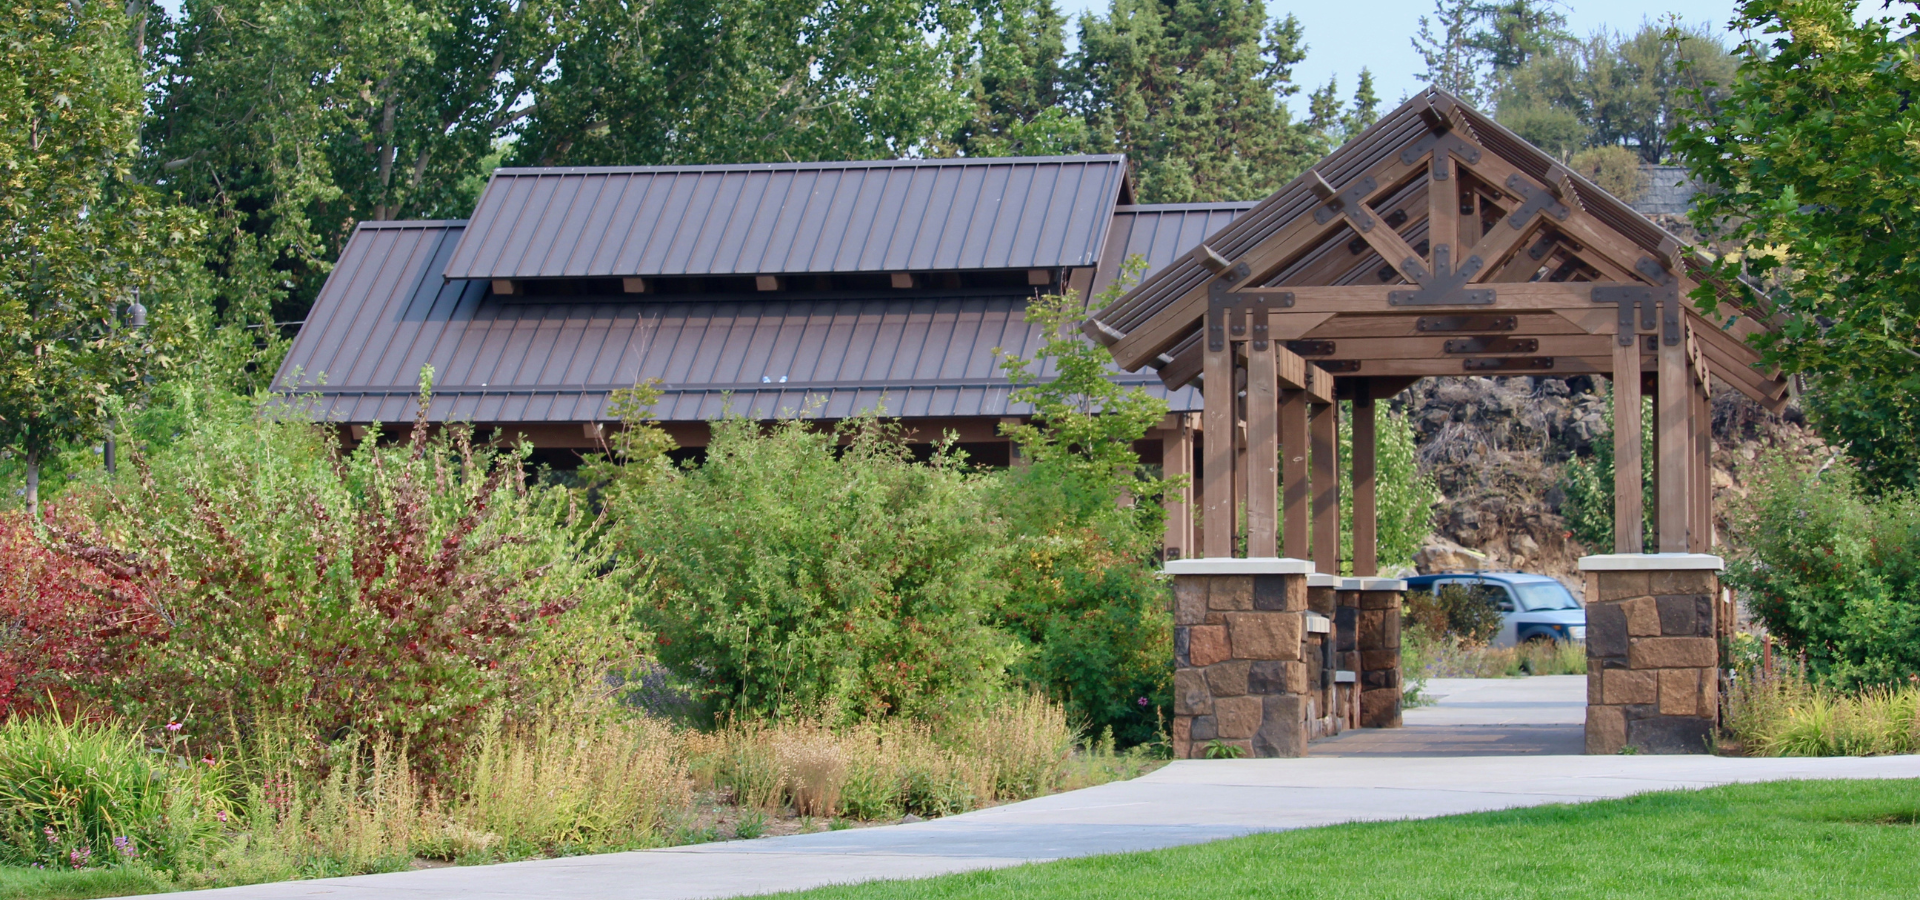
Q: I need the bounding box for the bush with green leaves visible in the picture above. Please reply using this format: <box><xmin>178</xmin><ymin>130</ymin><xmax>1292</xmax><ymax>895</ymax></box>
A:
<box><xmin>617</xmin><ymin>415</ymin><xmax>1015</xmax><ymax>724</ymax></box>
<box><xmin>63</xmin><ymin>382</ymin><xmax>636</xmax><ymax>774</ymax></box>
<box><xmin>1340</xmin><ymin>403</ymin><xmax>1437</xmax><ymax>573</ymax></box>
<box><xmin>1724</xmin><ymin>452</ymin><xmax>1920</xmax><ymax>690</ymax></box>
<box><xmin>1403</xmin><ymin>584</ymin><xmax>1505</xmax><ymax>646</ymax></box>
<box><xmin>1561</xmin><ymin>385</ymin><xmax>1653</xmax><ymax>550</ymax></box>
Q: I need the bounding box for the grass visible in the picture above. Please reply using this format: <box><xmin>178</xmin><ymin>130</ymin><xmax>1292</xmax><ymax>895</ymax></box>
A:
<box><xmin>769</xmin><ymin>779</ymin><xmax>1920</xmax><ymax>900</ymax></box>
<box><xmin>1402</xmin><ymin>622</ymin><xmax>1587</xmax><ymax>680</ymax></box>
<box><xmin>0</xmin><ymin>866</ymin><xmax>172</xmax><ymax>900</ymax></box>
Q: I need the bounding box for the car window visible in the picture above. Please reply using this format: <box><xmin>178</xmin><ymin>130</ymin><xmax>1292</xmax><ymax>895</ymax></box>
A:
<box><xmin>1513</xmin><ymin>581</ymin><xmax>1580</xmax><ymax>611</ymax></box>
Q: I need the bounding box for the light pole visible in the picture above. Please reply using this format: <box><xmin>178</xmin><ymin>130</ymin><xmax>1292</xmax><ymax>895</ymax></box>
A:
<box><xmin>104</xmin><ymin>291</ymin><xmax>146</xmax><ymax>476</ymax></box>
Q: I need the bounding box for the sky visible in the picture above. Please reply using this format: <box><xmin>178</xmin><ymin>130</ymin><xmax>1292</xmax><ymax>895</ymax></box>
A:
<box><xmin>1051</xmin><ymin>0</ymin><xmax>1751</xmax><ymax>116</ymax></box>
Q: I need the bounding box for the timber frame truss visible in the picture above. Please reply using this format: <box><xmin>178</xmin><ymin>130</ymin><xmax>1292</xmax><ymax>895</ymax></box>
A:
<box><xmin>1090</xmin><ymin>89</ymin><xmax>1787</xmax><ymax>568</ymax></box>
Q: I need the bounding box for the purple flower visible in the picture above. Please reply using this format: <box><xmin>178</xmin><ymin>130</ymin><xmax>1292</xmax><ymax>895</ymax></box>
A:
<box><xmin>165</xmin><ymin>721</ymin><xmax>183</xmax><ymax>732</ymax></box>
<box><xmin>43</xmin><ymin>826</ymin><xmax>56</xmax><ymax>844</ymax></box>
<box><xmin>69</xmin><ymin>847</ymin><xmax>90</xmax><ymax>869</ymax></box>
<box><xmin>1137</xmin><ymin>696</ymin><xmax>1150</xmax><ymax>706</ymax></box>
<box><xmin>215</xmin><ymin>809</ymin><xmax>228</xmax><ymax>823</ymax></box>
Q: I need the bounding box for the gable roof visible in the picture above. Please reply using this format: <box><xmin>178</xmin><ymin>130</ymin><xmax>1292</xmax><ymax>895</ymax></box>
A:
<box><xmin>442</xmin><ymin>155</ymin><xmax>1133</xmax><ymax>281</ymax></box>
<box><xmin>1093</xmin><ymin>202</ymin><xmax>1258</xmax><ymax>298</ymax></box>
<box><xmin>277</xmin><ymin>218</ymin><xmax>1197</xmax><ymax>425</ymax></box>
<box><xmin>1083</xmin><ymin>89</ymin><xmax>1785</xmax><ymax>406</ymax></box>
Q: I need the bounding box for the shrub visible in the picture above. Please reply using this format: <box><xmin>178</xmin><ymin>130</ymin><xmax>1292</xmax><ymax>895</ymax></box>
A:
<box><xmin>1724</xmin><ymin>671</ymin><xmax>1919</xmax><ymax>757</ymax></box>
<box><xmin>1340</xmin><ymin>404</ymin><xmax>1437</xmax><ymax>572</ymax></box>
<box><xmin>0</xmin><ymin>510</ymin><xmax>166</xmax><ymax>719</ymax></box>
<box><xmin>1724</xmin><ymin>453</ymin><xmax>1920</xmax><ymax>689</ymax></box>
<box><xmin>1403</xmin><ymin>584</ymin><xmax>1505</xmax><ymax>645</ymax></box>
<box><xmin>1560</xmin><ymin>386</ymin><xmax>1653</xmax><ymax>550</ymax></box>
<box><xmin>990</xmin><ymin>279</ymin><xmax>1173</xmax><ymax>748</ymax></box>
<box><xmin>74</xmin><ymin>384</ymin><xmax>635</xmax><ymax>774</ymax></box>
<box><xmin>618</xmin><ymin>415</ymin><xmax>1014</xmax><ymax>724</ymax></box>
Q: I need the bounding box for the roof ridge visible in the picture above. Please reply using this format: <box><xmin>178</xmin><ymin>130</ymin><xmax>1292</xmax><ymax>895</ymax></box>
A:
<box><xmin>488</xmin><ymin>154</ymin><xmax>1128</xmax><ymax>177</ymax></box>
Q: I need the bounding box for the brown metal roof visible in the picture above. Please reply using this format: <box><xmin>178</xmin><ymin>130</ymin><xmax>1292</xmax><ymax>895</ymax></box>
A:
<box><xmin>442</xmin><ymin>156</ymin><xmax>1132</xmax><ymax>281</ymax></box>
<box><xmin>278</xmin><ymin>220</ymin><xmax>1197</xmax><ymax>425</ymax></box>
<box><xmin>1092</xmin><ymin>203</ymin><xmax>1257</xmax><ymax>298</ymax></box>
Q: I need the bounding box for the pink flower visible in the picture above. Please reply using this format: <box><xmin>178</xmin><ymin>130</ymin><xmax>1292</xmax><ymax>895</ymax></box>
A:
<box><xmin>215</xmin><ymin>809</ymin><xmax>228</xmax><ymax>823</ymax></box>
<box><xmin>201</xmin><ymin>756</ymin><xmax>216</xmax><ymax>766</ymax></box>
<box><xmin>165</xmin><ymin>721</ymin><xmax>182</xmax><ymax>732</ymax></box>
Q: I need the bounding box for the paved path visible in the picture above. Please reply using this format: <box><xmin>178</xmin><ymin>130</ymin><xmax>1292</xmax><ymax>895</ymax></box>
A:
<box><xmin>133</xmin><ymin>677</ymin><xmax>1919</xmax><ymax>900</ymax></box>
<box><xmin>1313</xmin><ymin>675</ymin><xmax>1586</xmax><ymax>756</ymax></box>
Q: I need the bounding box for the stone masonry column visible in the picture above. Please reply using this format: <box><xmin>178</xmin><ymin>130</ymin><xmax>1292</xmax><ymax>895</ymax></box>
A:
<box><xmin>1578</xmin><ymin>553</ymin><xmax>1723</xmax><ymax>754</ymax></box>
<box><xmin>1339</xmin><ymin>577</ymin><xmax>1407</xmax><ymax>728</ymax></box>
<box><xmin>1168</xmin><ymin>558</ymin><xmax>1313</xmax><ymax>759</ymax></box>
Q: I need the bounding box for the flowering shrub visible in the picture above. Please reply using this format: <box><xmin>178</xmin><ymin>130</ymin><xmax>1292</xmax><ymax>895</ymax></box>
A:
<box><xmin>80</xmin><ymin>389</ymin><xmax>637</xmax><ymax>774</ymax></box>
<box><xmin>0</xmin><ymin>510</ymin><xmax>166</xmax><ymax>718</ymax></box>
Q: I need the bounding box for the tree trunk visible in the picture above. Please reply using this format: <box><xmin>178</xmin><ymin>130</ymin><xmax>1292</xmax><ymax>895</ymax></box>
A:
<box><xmin>24</xmin><ymin>450</ymin><xmax>39</xmax><ymax>521</ymax></box>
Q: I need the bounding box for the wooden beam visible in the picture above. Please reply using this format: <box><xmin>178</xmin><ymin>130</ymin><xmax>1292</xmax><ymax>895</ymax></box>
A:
<box><xmin>621</xmin><ymin>277</ymin><xmax>650</xmax><ymax>294</ymax></box>
<box><xmin>1027</xmin><ymin>268</ymin><xmax>1053</xmax><ymax>286</ymax></box>
<box><xmin>1271</xmin><ymin>333</ymin><xmax>1615</xmax><ymax>361</ymax></box>
<box><xmin>1346</xmin><ymin>209</ymin><xmax>1429</xmax><ymax>284</ymax></box>
<box><xmin>1303</xmin><ymin>311</ymin><xmax>1586</xmax><ymax>339</ymax></box>
<box><xmin>1281</xmin><ymin>388</ymin><xmax>1311</xmax><ymax>558</ymax></box>
<box><xmin>1351</xmin><ymin>391</ymin><xmax>1378</xmax><ymax>576</ymax></box>
<box><xmin>1246</xmin><ymin>340</ymin><xmax>1280</xmax><ymax>557</ymax></box>
<box><xmin>890</xmin><ymin>273</ymin><xmax>917</xmax><ymax>289</ymax></box>
<box><xmin>1692</xmin><ymin>379</ymin><xmax>1712</xmax><ymax>552</ymax></box>
<box><xmin>1613</xmin><ymin>338</ymin><xmax>1644</xmax><ymax>553</ymax></box>
<box><xmin>1202</xmin><ymin>336</ymin><xmax>1236</xmax><ymax>558</ymax></box>
<box><xmin>492</xmin><ymin>279</ymin><xmax>519</xmax><ymax>296</ymax></box>
<box><xmin>755</xmin><ymin>275</ymin><xmax>785</xmax><ymax>292</ymax></box>
<box><xmin>1656</xmin><ymin>325</ymin><xmax>1692</xmax><ymax>552</ymax></box>
<box><xmin>1310</xmin><ymin>398</ymin><xmax>1339</xmax><ymax>574</ymax></box>
<box><xmin>1162</xmin><ymin>416</ymin><xmax>1195</xmax><ymax>560</ymax></box>
<box><xmin>1105</xmin><ymin>149</ymin><xmax>1429</xmax><ymax>368</ymax></box>
<box><xmin>1428</xmin><ymin>149</ymin><xmax>1459</xmax><ymax>276</ymax></box>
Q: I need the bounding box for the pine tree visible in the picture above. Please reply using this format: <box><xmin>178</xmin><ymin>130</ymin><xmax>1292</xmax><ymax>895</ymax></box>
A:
<box><xmin>1076</xmin><ymin>0</ymin><xmax>1322</xmax><ymax>202</ymax></box>
<box><xmin>949</xmin><ymin>0</ymin><xmax>1087</xmax><ymax>156</ymax></box>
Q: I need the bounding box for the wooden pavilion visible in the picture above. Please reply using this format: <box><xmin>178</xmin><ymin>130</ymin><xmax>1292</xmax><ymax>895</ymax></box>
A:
<box><xmin>1085</xmin><ymin>88</ymin><xmax>1787</xmax><ymax>571</ymax></box>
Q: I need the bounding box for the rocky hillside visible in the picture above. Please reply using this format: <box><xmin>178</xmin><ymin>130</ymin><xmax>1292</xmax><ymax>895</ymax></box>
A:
<box><xmin>1393</xmin><ymin>375</ymin><xmax>1826</xmax><ymax>588</ymax></box>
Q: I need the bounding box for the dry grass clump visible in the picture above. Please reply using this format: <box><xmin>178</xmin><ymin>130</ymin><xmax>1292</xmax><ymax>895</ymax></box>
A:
<box><xmin>687</xmin><ymin>694</ymin><xmax>1078</xmax><ymax>821</ymax></box>
<box><xmin>1725</xmin><ymin>672</ymin><xmax>1920</xmax><ymax>757</ymax></box>
<box><xmin>1402</xmin><ymin>623</ymin><xmax>1586</xmax><ymax>680</ymax></box>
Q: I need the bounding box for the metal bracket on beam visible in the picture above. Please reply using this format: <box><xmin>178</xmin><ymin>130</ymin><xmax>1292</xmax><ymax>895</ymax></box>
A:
<box><xmin>1286</xmin><ymin>340</ymin><xmax>1336</xmax><ymax>356</ymax></box>
<box><xmin>1463</xmin><ymin>357</ymin><xmax>1555</xmax><ymax>371</ymax></box>
<box><xmin>1443</xmin><ymin>336</ymin><xmax>1539</xmax><ymax>354</ymax></box>
<box><xmin>1387</xmin><ymin>244</ymin><xmax>1490</xmax><ymax>306</ymax></box>
<box><xmin>1398</xmin><ymin>130</ymin><xmax>1483</xmax><ymax>168</ymax></box>
<box><xmin>1632</xmin><ymin>256</ymin><xmax>1685</xmax><ymax>347</ymax></box>
<box><xmin>1389</xmin><ymin>287</ymin><xmax>1495</xmax><ymax>306</ymax></box>
<box><xmin>1503</xmin><ymin>174</ymin><xmax>1571</xmax><ymax>228</ymax></box>
<box><xmin>1417</xmin><ymin>315</ymin><xmax>1517</xmax><ymax>332</ymax></box>
<box><xmin>1311</xmin><ymin>175</ymin><xmax>1378</xmax><ymax>230</ymax></box>
<box><xmin>1317</xmin><ymin>360</ymin><xmax>1363</xmax><ymax>373</ymax></box>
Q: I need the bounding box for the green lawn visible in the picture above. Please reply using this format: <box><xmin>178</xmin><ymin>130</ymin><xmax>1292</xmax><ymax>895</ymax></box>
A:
<box><xmin>775</xmin><ymin>779</ymin><xmax>1920</xmax><ymax>900</ymax></box>
<box><xmin>0</xmin><ymin>865</ymin><xmax>170</xmax><ymax>900</ymax></box>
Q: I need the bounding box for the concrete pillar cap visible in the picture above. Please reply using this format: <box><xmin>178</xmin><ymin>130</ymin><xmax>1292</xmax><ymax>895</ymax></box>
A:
<box><xmin>1339</xmin><ymin>577</ymin><xmax>1409</xmax><ymax>591</ymax></box>
<box><xmin>1577</xmin><ymin>552</ymin><xmax>1724</xmax><ymax>572</ymax></box>
<box><xmin>1305</xmin><ymin>573</ymin><xmax>1340</xmax><ymax>588</ymax></box>
<box><xmin>1162</xmin><ymin>557</ymin><xmax>1315</xmax><ymax>576</ymax></box>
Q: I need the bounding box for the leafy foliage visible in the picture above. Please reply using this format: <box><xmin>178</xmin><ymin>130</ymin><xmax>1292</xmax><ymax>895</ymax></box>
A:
<box><xmin>1403</xmin><ymin>584</ymin><xmax>1505</xmax><ymax>645</ymax></box>
<box><xmin>1674</xmin><ymin>0</ymin><xmax>1920</xmax><ymax>472</ymax></box>
<box><xmin>1723</xmin><ymin>452</ymin><xmax>1920</xmax><ymax>690</ymax></box>
<box><xmin>71</xmin><ymin>386</ymin><xmax>633</xmax><ymax>774</ymax></box>
<box><xmin>618</xmin><ymin>416</ymin><xmax>1013</xmax><ymax>724</ymax></box>
<box><xmin>1560</xmin><ymin>386</ymin><xmax>1653</xmax><ymax>550</ymax></box>
<box><xmin>1496</xmin><ymin>21</ymin><xmax>1734</xmax><ymax>162</ymax></box>
<box><xmin>0</xmin><ymin>0</ymin><xmax>202</xmax><ymax>514</ymax></box>
<box><xmin>0</xmin><ymin>511</ymin><xmax>165</xmax><ymax>719</ymax></box>
<box><xmin>1340</xmin><ymin>404</ymin><xmax>1438</xmax><ymax>573</ymax></box>
<box><xmin>992</xmin><ymin>265</ymin><xmax>1171</xmax><ymax>747</ymax></box>
<box><xmin>1801</xmin><ymin>378</ymin><xmax>1920</xmax><ymax>496</ymax></box>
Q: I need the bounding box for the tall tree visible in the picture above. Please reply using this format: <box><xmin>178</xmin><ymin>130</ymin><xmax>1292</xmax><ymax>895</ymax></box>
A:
<box><xmin>0</xmin><ymin>0</ymin><xmax>198</xmax><ymax>516</ymax></box>
<box><xmin>509</xmin><ymin>0</ymin><xmax>974</xmax><ymax>167</ymax></box>
<box><xmin>147</xmin><ymin>0</ymin><xmax>558</xmax><ymax>334</ymax></box>
<box><xmin>947</xmin><ymin>0</ymin><xmax>1086</xmax><ymax>157</ymax></box>
<box><xmin>1495</xmin><ymin>21</ymin><xmax>1734</xmax><ymax>162</ymax></box>
<box><xmin>1076</xmin><ymin>0</ymin><xmax>1322</xmax><ymax>202</ymax></box>
<box><xmin>1674</xmin><ymin>0</ymin><xmax>1920</xmax><ymax>492</ymax></box>
<box><xmin>1412</xmin><ymin>0</ymin><xmax>1488</xmax><ymax>105</ymax></box>
<box><xmin>1470</xmin><ymin>0</ymin><xmax>1568</xmax><ymax>75</ymax></box>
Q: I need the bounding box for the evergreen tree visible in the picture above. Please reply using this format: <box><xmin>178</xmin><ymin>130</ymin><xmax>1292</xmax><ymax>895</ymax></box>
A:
<box><xmin>1412</xmin><ymin>0</ymin><xmax>1487</xmax><ymax>105</ymax></box>
<box><xmin>1075</xmin><ymin>0</ymin><xmax>1322</xmax><ymax>202</ymax></box>
<box><xmin>1495</xmin><ymin>21</ymin><xmax>1734</xmax><ymax>162</ymax></box>
<box><xmin>949</xmin><ymin>0</ymin><xmax>1087</xmax><ymax>156</ymax></box>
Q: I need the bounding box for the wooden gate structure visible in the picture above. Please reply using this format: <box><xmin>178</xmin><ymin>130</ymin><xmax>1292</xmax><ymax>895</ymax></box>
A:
<box><xmin>1086</xmin><ymin>90</ymin><xmax>1786</xmax><ymax>757</ymax></box>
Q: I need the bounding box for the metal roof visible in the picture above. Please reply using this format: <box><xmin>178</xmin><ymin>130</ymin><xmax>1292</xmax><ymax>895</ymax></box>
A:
<box><xmin>277</xmin><ymin>220</ymin><xmax>1197</xmax><ymax>425</ymax></box>
<box><xmin>442</xmin><ymin>155</ymin><xmax>1132</xmax><ymax>281</ymax></box>
<box><xmin>1092</xmin><ymin>203</ymin><xmax>1257</xmax><ymax>298</ymax></box>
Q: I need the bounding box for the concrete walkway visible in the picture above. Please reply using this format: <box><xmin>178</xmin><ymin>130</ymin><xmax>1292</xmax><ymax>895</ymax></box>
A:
<box><xmin>134</xmin><ymin>678</ymin><xmax>1919</xmax><ymax>900</ymax></box>
<box><xmin>1313</xmin><ymin>675</ymin><xmax>1586</xmax><ymax>756</ymax></box>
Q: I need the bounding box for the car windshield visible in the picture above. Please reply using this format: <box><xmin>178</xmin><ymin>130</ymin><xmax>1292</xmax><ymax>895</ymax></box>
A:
<box><xmin>1512</xmin><ymin>582</ymin><xmax>1580</xmax><ymax>611</ymax></box>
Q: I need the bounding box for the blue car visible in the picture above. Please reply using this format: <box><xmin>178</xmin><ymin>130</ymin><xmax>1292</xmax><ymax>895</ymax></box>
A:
<box><xmin>1404</xmin><ymin>572</ymin><xmax>1587</xmax><ymax>646</ymax></box>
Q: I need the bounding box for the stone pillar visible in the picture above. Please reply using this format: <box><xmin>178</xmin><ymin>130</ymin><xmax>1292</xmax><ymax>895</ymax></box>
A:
<box><xmin>1168</xmin><ymin>558</ymin><xmax>1312</xmax><ymax>758</ymax></box>
<box><xmin>1337</xmin><ymin>577</ymin><xmax>1407</xmax><ymax>728</ymax></box>
<box><xmin>1579</xmin><ymin>553</ymin><xmax>1723</xmax><ymax>754</ymax></box>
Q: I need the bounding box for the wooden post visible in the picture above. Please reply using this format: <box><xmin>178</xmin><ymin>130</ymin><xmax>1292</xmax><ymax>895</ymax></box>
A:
<box><xmin>1281</xmin><ymin>388</ymin><xmax>1311</xmax><ymax>558</ymax></box>
<box><xmin>1161</xmin><ymin>416</ymin><xmax>1194</xmax><ymax>560</ymax></box>
<box><xmin>1612</xmin><ymin>339</ymin><xmax>1644</xmax><ymax>553</ymax></box>
<box><xmin>1693</xmin><ymin>379</ymin><xmax>1713</xmax><ymax>552</ymax></box>
<box><xmin>1246</xmin><ymin>341</ymin><xmax>1280</xmax><ymax>557</ymax></box>
<box><xmin>1657</xmin><ymin>328</ymin><xmax>1692</xmax><ymax>552</ymax></box>
<box><xmin>1202</xmin><ymin>334</ymin><xmax>1236</xmax><ymax>558</ymax></box>
<box><xmin>1310</xmin><ymin>400</ymin><xmax>1339</xmax><ymax>574</ymax></box>
<box><xmin>1428</xmin><ymin>148</ymin><xmax>1458</xmax><ymax>272</ymax></box>
<box><xmin>1352</xmin><ymin>390</ymin><xmax>1378</xmax><ymax>577</ymax></box>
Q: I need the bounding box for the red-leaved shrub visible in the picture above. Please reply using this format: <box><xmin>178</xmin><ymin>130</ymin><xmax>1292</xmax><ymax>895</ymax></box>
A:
<box><xmin>0</xmin><ymin>510</ymin><xmax>166</xmax><ymax>719</ymax></box>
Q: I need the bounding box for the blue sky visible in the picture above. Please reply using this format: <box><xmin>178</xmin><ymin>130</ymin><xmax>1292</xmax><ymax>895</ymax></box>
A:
<box><xmin>1051</xmin><ymin>1</ymin><xmax>1752</xmax><ymax>115</ymax></box>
